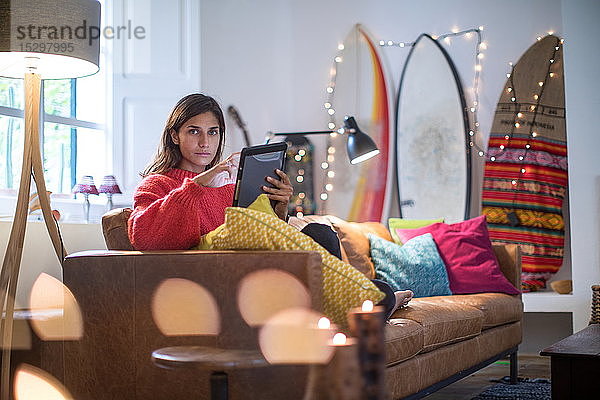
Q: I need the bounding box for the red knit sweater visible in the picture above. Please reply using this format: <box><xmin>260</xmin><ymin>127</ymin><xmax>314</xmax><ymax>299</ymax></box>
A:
<box><xmin>128</xmin><ymin>168</ymin><xmax>236</xmax><ymax>250</ymax></box>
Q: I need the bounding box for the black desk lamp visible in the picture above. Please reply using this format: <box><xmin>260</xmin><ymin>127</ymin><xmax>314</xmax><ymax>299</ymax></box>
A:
<box><xmin>266</xmin><ymin>116</ymin><xmax>380</xmax><ymax>164</ymax></box>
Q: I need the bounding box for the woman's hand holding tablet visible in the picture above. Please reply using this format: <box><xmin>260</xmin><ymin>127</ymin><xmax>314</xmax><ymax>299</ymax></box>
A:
<box><xmin>233</xmin><ymin>142</ymin><xmax>288</xmax><ymax>209</ymax></box>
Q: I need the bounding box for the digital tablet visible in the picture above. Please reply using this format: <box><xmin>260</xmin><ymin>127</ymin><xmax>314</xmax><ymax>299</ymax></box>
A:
<box><xmin>233</xmin><ymin>142</ymin><xmax>288</xmax><ymax>208</ymax></box>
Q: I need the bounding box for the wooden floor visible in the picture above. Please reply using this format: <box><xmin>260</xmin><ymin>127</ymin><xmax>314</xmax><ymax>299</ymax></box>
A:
<box><xmin>423</xmin><ymin>354</ymin><xmax>551</xmax><ymax>399</ymax></box>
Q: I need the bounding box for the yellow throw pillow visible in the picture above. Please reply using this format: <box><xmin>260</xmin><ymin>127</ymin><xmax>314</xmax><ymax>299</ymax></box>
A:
<box><xmin>194</xmin><ymin>194</ymin><xmax>277</xmax><ymax>250</ymax></box>
<box><xmin>210</xmin><ymin>206</ymin><xmax>385</xmax><ymax>327</ymax></box>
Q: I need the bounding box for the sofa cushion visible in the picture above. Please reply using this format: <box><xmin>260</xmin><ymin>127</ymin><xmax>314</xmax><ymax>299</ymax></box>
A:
<box><xmin>392</xmin><ymin>297</ymin><xmax>483</xmax><ymax>352</ymax></box>
<box><xmin>207</xmin><ymin>206</ymin><xmax>385</xmax><ymax>327</ymax></box>
<box><xmin>369</xmin><ymin>234</ymin><xmax>451</xmax><ymax>298</ymax></box>
<box><xmin>384</xmin><ymin>319</ymin><xmax>424</xmax><ymax>365</ymax></box>
<box><xmin>387</xmin><ymin>217</ymin><xmax>444</xmax><ymax>244</ymax></box>
<box><xmin>432</xmin><ymin>293</ymin><xmax>523</xmax><ymax>329</ymax></box>
<box><xmin>476</xmin><ymin>321</ymin><xmax>522</xmax><ymax>364</ymax></box>
<box><xmin>324</xmin><ymin>216</ymin><xmax>392</xmax><ymax>279</ymax></box>
<box><xmin>395</xmin><ymin>216</ymin><xmax>520</xmax><ymax>295</ymax></box>
<box><xmin>102</xmin><ymin>208</ymin><xmax>134</xmax><ymax>250</ymax></box>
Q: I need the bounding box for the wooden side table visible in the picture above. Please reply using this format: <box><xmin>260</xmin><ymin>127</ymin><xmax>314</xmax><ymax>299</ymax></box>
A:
<box><xmin>540</xmin><ymin>324</ymin><xmax>600</xmax><ymax>399</ymax></box>
<box><xmin>152</xmin><ymin>346</ymin><xmax>269</xmax><ymax>400</ymax></box>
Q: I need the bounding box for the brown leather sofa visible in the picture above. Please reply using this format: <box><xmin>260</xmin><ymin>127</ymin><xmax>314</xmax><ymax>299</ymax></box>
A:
<box><xmin>59</xmin><ymin>209</ymin><xmax>522</xmax><ymax>400</ymax></box>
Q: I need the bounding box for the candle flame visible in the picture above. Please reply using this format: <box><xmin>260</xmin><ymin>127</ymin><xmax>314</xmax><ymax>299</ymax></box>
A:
<box><xmin>362</xmin><ymin>300</ymin><xmax>374</xmax><ymax>312</ymax></box>
<box><xmin>318</xmin><ymin>317</ymin><xmax>331</xmax><ymax>330</ymax></box>
<box><xmin>332</xmin><ymin>332</ymin><xmax>347</xmax><ymax>345</ymax></box>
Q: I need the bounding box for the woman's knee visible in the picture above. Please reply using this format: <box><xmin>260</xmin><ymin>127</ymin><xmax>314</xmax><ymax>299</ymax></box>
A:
<box><xmin>300</xmin><ymin>223</ymin><xmax>342</xmax><ymax>259</ymax></box>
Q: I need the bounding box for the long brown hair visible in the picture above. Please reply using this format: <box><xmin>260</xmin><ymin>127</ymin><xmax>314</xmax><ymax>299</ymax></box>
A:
<box><xmin>141</xmin><ymin>94</ymin><xmax>226</xmax><ymax>177</ymax></box>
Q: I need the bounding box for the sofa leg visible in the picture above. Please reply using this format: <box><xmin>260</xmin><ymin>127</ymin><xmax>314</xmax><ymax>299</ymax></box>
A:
<box><xmin>509</xmin><ymin>351</ymin><xmax>518</xmax><ymax>384</ymax></box>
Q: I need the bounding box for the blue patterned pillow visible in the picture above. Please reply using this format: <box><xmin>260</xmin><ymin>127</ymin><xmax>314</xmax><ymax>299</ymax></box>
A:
<box><xmin>369</xmin><ymin>233</ymin><xmax>451</xmax><ymax>298</ymax></box>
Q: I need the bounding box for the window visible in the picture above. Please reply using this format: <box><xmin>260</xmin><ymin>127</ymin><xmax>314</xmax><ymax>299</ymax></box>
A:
<box><xmin>0</xmin><ymin>3</ymin><xmax>107</xmax><ymax>195</ymax></box>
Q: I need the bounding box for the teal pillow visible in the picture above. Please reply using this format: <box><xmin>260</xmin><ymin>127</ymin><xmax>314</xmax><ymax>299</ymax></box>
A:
<box><xmin>369</xmin><ymin>233</ymin><xmax>451</xmax><ymax>298</ymax></box>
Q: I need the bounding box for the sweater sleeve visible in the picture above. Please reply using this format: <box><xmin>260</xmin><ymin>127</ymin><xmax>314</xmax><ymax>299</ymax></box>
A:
<box><xmin>128</xmin><ymin>175</ymin><xmax>227</xmax><ymax>250</ymax></box>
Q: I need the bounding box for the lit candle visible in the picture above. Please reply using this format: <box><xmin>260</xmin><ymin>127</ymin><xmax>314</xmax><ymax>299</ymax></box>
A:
<box><xmin>303</xmin><ymin>327</ymin><xmax>361</xmax><ymax>400</ymax></box>
<box><xmin>347</xmin><ymin>301</ymin><xmax>386</xmax><ymax>400</ymax></box>
<box><xmin>325</xmin><ymin>333</ymin><xmax>361</xmax><ymax>400</ymax></box>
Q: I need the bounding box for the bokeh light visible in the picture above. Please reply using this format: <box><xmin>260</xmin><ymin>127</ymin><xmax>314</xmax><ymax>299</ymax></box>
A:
<box><xmin>151</xmin><ymin>278</ymin><xmax>220</xmax><ymax>336</ymax></box>
<box><xmin>237</xmin><ymin>269</ymin><xmax>310</xmax><ymax>327</ymax></box>
<box><xmin>258</xmin><ymin>307</ymin><xmax>334</xmax><ymax>364</ymax></box>
<box><xmin>14</xmin><ymin>364</ymin><xmax>72</xmax><ymax>400</ymax></box>
<box><xmin>29</xmin><ymin>273</ymin><xmax>83</xmax><ymax>341</ymax></box>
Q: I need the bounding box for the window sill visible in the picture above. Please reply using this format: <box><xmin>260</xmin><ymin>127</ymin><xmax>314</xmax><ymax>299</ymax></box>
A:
<box><xmin>0</xmin><ymin>192</ymin><xmax>133</xmax><ymax>224</ymax></box>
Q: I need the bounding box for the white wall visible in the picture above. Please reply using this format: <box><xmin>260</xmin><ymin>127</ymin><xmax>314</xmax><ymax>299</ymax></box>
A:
<box><xmin>200</xmin><ymin>0</ymin><xmax>566</xmax><ymax>223</ymax></box>
<box><xmin>201</xmin><ymin>0</ymin><xmax>563</xmax><ymax>151</ymax></box>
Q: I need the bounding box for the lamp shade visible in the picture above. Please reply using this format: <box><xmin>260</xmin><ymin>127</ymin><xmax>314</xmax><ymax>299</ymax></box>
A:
<box><xmin>344</xmin><ymin>116</ymin><xmax>380</xmax><ymax>164</ymax></box>
<box><xmin>0</xmin><ymin>0</ymin><xmax>100</xmax><ymax>79</ymax></box>
<box><xmin>72</xmin><ymin>175</ymin><xmax>98</xmax><ymax>195</ymax></box>
<box><xmin>98</xmin><ymin>175</ymin><xmax>122</xmax><ymax>194</ymax></box>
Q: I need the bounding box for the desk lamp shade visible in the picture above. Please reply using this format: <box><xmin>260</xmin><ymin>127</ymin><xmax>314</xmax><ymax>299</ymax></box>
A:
<box><xmin>73</xmin><ymin>175</ymin><xmax>97</xmax><ymax>222</ymax></box>
<box><xmin>268</xmin><ymin>116</ymin><xmax>380</xmax><ymax>165</ymax></box>
<box><xmin>73</xmin><ymin>175</ymin><xmax>98</xmax><ymax>195</ymax></box>
<box><xmin>344</xmin><ymin>116</ymin><xmax>380</xmax><ymax>164</ymax></box>
<box><xmin>0</xmin><ymin>0</ymin><xmax>101</xmax><ymax>79</ymax></box>
<box><xmin>99</xmin><ymin>175</ymin><xmax>121</xmax><ymax>211</ymax></box>
<box><xmin>99</xmin><ymin>175</ymin><xmax>122</xmax><ymax>194</ymax></box>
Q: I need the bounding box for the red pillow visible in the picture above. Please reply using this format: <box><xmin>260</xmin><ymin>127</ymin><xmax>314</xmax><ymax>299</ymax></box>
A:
<box><xmin>395</xmin><ymin>216</ymin><xmax>520</xmax><ymax>295</ymax></box>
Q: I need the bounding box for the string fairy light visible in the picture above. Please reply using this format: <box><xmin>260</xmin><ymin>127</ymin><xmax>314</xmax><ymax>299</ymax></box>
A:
<box><xmin>318</xmin><ymin>35</ymin><xmax>348</xmax><ymax>210</ymax></box>
<box><xmin>369</xmin><ymin>27</ymin><xmax>487</xmax><ymax>156</ymax></box>
<box><xmin>485</xmin><ymin>35</ymin><xmax>563</xmax><ymax>219</ymax></box>
<box><xmin>320</xmin><ymin>27</ymin><xmax>562</xmax><ymax>214</ymax></box>
<box><xmin>320</xmin><ymin>27</ymin><xmax>488</xmax><ymax>210</ymax></box>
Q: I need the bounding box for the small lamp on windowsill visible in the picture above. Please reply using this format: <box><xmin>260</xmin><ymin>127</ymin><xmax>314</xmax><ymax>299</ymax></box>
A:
<box><xmin>266</xmin><ymin>116</ymin><xmax>380</xmax><ymax>164</ymax></box>
<box><xmin>72</xmin><ymin>175</ymin><xmax>99</xmax><ymax>223</ymax></box>
<box><xmin>98</xmin><ymin>175</ymin><xmax>122</xmax><ymax>211</ymax></box>
<box><xmin>0</xmin><ymin>1</ymin><xmax>101</xmax><ymax>397</ymax></box>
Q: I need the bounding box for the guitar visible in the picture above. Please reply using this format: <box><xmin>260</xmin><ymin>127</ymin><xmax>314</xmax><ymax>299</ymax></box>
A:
<box><xmin>227</xmin><ymin>105</ymin><xmax>251</xmax><ymax>147</ymax></box>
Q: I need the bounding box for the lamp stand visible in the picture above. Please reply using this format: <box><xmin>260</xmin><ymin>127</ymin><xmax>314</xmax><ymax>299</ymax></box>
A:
<box><xmin>83</xmin><ymin>193</ymin><xmax>91</xmax><ymax>222</ymax></box>
<box><xmin>106</xmin><ymin>193</ymin><xmax>114</xmax><ymax>212</ymax></box>
<box><xmin>0</xmin><ymin>73</ymin><xmax>67</xmax><ymax>400</ymax></box>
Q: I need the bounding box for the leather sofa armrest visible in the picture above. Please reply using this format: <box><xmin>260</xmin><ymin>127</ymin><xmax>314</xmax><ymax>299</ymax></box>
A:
<box><xmin>492</xmin><ymin>244</ymin><xmax>522</xmax><ymax>291</ymax></box>
<box><xmin>64</xmin><ymin>249</ymin><xmax>325</xmax><ymax>330</ymax></box>
<box><xmin>61</xmin><ymin>250</ymin><xmax>324</xmax><ymax>399</ymax></box>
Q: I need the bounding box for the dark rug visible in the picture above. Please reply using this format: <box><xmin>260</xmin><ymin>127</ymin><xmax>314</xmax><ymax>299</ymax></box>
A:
<box><xmin>470</xmin><ymin>377</ymin><xmax>551</xmax><ymax>400</ymax></box>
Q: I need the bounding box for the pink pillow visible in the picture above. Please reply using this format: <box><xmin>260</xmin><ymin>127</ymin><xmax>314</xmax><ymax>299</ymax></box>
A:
<box><xmin>395</xmin><ymin>216</ymin><xmax>520</xmax><ymax>295</ymax></box>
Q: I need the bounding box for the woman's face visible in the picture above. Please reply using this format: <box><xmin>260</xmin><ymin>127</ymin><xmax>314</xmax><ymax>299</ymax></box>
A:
<box><xmin>171</xmin><ymin>112</ymin><xmax>221</xmax><ymax>173</ymax></box>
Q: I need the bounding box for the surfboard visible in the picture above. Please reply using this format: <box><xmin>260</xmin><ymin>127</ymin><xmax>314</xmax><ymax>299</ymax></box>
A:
<box><xmin>395</xmin><ymin>34</ymin><xmax>471</xmax><ymax>223</ymax></box>
<box><xmin>481</xmin><ymin>35</ymin><xmax>567</xmax><ymax>292</ymax></box>
<box><xmin>323</xmin><ymin>24</ymin><xmax>393</xmax><ymax>223</ymax></box>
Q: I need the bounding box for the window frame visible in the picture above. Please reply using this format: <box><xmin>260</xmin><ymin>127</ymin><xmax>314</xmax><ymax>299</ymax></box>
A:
<box><xmin>0</xmin><ymin>79</ymin><xmax>106</xmax><ymax>194</ymax></box>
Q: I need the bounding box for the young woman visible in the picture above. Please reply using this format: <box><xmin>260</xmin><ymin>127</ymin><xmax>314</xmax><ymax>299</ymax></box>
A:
<box><xmin>128</xmin><ymin>93</ymin><xmax>412</xmax><ymax>317</ymax></box>
<box><xmin>128</xmin><ymin>93</ymin><xmax>292</xmax><ymax>251</ymax></box>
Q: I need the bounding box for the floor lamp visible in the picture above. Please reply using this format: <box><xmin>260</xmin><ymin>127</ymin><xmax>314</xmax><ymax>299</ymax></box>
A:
<box><xmin>0</xmin><ymin>1</ymin><xmax>100</xmax><ymax>398</ymax></box>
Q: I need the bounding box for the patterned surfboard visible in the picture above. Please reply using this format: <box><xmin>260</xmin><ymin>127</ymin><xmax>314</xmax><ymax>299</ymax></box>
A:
<box><xmin>395</xmin><ymin>34</ymin><xmax>471</xmax><ymax>223</ymax></box>
<box><xmin>323</xmin><ymin>24</ymin><xmax>393</xmax><ymax>222</ymax></box>
<box><xmin>482</xmin><ymin>35</ymin><xmax>567</xmax><ymax>291</ymax></box>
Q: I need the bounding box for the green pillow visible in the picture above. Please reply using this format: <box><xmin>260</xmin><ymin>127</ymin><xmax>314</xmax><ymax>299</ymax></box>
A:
<box><xmin>388</xmin><ymin>218</ymin><xmax>444</xmax><ymax>245</ymax></box>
